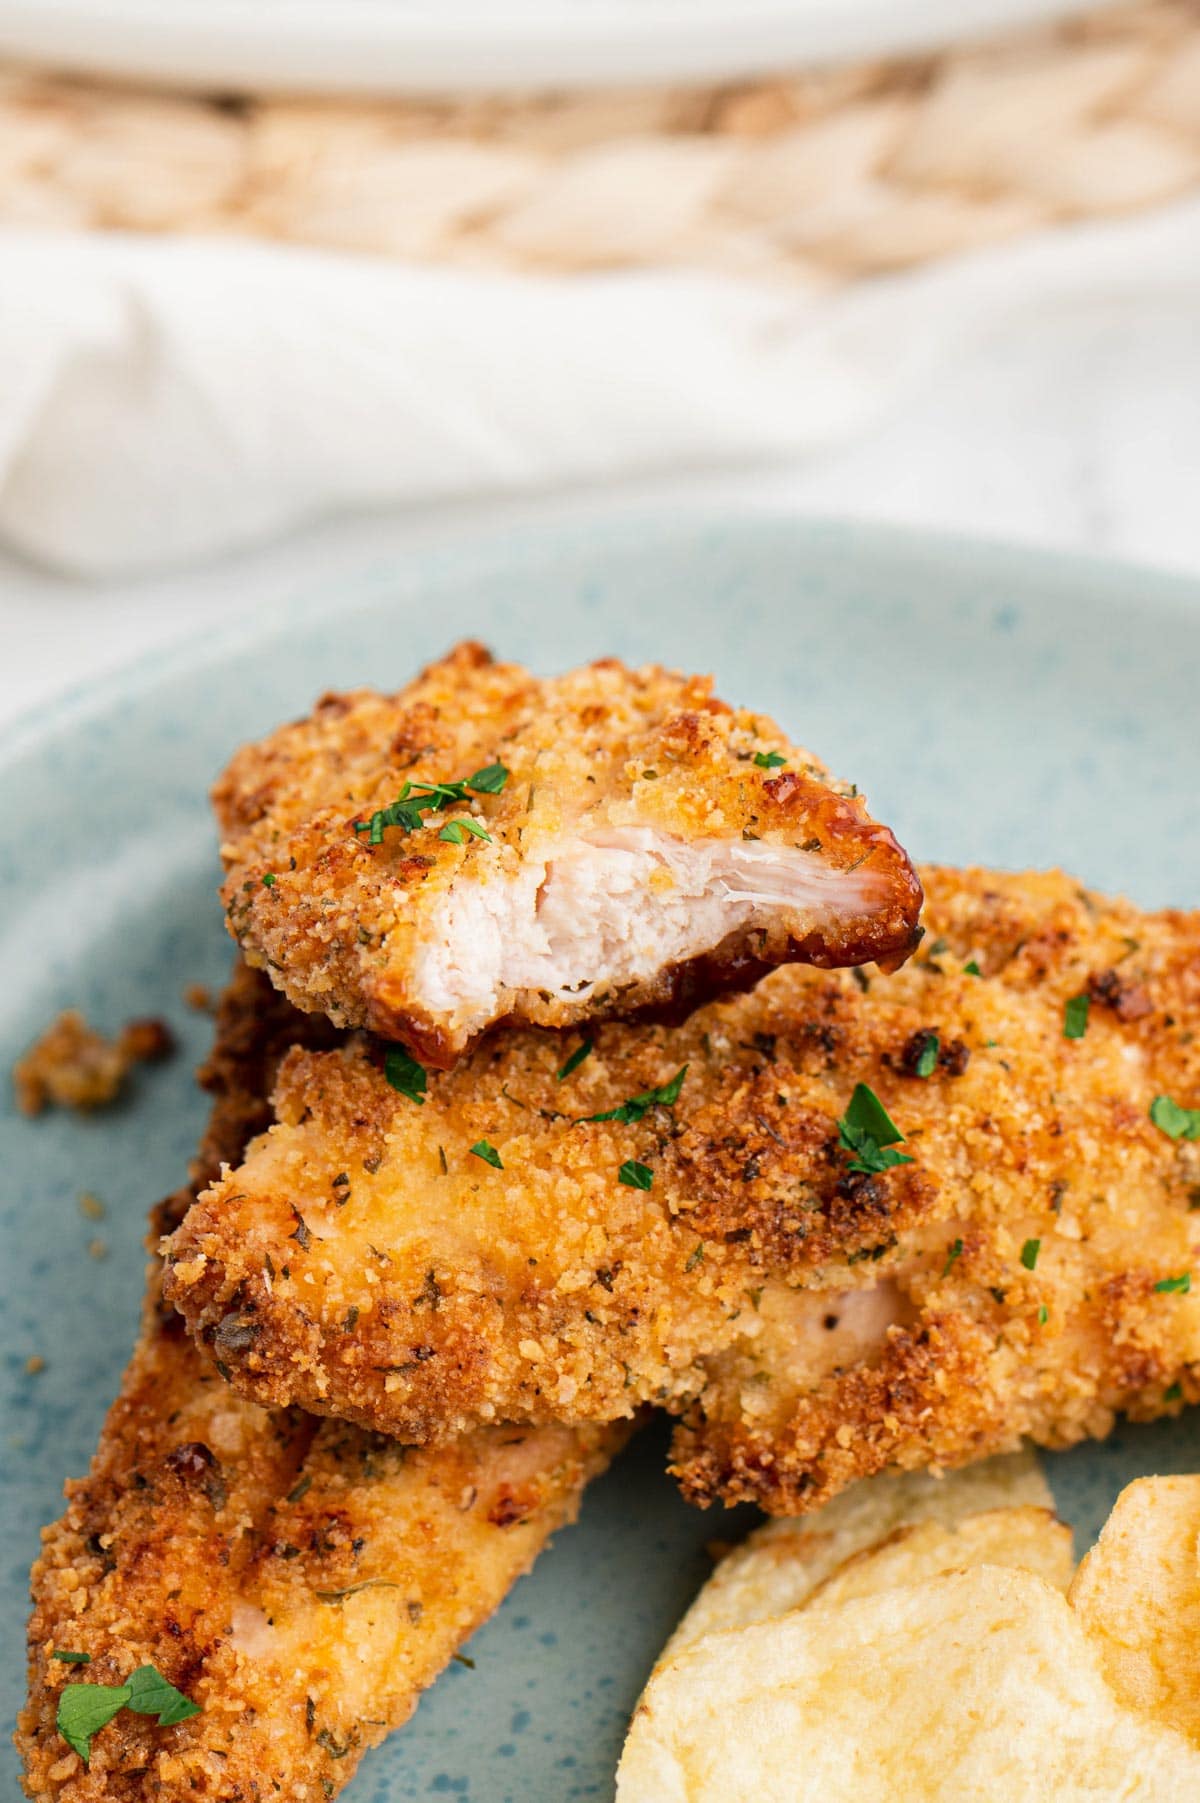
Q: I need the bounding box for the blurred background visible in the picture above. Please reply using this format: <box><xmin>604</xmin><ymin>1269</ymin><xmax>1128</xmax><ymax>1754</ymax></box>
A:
<box><xmin>1</xmin><ymin>0</ymin><xmax>1198</xmax><ymax>722</ymax></box>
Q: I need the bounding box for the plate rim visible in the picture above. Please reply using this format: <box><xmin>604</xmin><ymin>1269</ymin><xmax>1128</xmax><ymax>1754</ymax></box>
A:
<box><xmin>3</xmin><ymin>505</ymin><xmax>1199</xmax><ymax>777</ymax></box>
<box><xmin>0</xmin><ymin>0</ymin><xmax>1102</xmax><ymax>95</ymax></box>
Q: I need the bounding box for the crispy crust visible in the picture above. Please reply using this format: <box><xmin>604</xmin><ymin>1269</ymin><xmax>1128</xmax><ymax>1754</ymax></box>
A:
<box><xmin>216</xmin><ymin>642</ymin><xmax>922</xmax><ymax>1064</ymax></box>
<box><xmin>18</xmin><ymin>966</ymin><xmax>622</xmax><ymax>1801</ymax></box>
<box><xmin>165</xmin><ymin>869</ymin><xmax>1200</xmax><ymax>1512</ymax></box>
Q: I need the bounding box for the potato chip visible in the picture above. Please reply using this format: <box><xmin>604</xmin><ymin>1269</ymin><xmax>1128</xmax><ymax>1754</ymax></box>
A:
<box><xmin>617</xmin><ymin>1568</ymin><xmax>1200</xmax><ymax>1803</ymax></box>
<box><xmin>803</xmin><ymin>1504</ymin><xmax>1073</xmax><ymax>1612</ymax></box>
<box><xmin>666</xmin><ymin>1450</ymin><xmax>1050</xmax><ymax>1654</ymax></box>
<box><xmin>1069</xmin><ymin>1474</ymin><xmax>1200</xmax><ymax>1745</ymax></box>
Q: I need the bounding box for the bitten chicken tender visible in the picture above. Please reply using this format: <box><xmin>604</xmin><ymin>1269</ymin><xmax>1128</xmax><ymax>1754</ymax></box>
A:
<box><xmin>17</xmin><ymin>966</ymin><xmax>621</xmax><ymax>1803</ymax></box>
<box><xmin>165</xmin><ymin>869</ymin><xmax>1200</xmax><ymax>1517</ymax></box>
<box><xmin>216</xmin><ymin>642</ymin><xmax>922</xmax><ymax>1066</ymax></box>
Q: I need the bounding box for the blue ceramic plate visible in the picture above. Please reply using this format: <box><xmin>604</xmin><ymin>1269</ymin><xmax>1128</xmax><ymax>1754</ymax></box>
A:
<box><xmin>4</xmin><ymin>511</ymin><xmax>1200</xmax><ymax>1800</ymax></box>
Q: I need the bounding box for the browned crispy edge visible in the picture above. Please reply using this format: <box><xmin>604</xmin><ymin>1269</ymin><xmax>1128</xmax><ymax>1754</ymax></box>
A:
<box><xmin>17</xmin><ymin>967</ymin><xmax>625</xmax><ymax>1800</ymax></box>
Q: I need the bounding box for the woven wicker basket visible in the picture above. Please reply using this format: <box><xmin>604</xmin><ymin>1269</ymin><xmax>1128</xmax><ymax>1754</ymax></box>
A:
<box><xmin>2</xmin><ymin>0</ymin><xmax>1198</xmax><ymax>284</ymax></box>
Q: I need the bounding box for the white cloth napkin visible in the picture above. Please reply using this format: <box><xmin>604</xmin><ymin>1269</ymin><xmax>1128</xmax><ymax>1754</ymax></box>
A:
<box><xmin>1</xmin><ymin>203</ymin><xmax>1199</xmax><ymax>578</ymax></box>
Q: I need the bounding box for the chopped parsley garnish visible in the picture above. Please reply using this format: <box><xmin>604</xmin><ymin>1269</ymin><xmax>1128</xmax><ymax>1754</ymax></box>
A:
<box><xmin>1020</xmin><ymin>1238</ymin><xmax>1041</xmax><ymax>1271</ymax></box>
<box><xmin>685</xmin><ymin>1242</ymin><xmax>705</xmax><ymax>1272</ymax></box>
<box><xmin>314</xmin><ymin>1578</ymin><xmax>401</xmax><ymax>1603</ymax></box>
<box><xmin>465</xmin><ymin>762</ymin><xmax>508</xmax><ymax>794</ymax></box>
<box><xmin>57</xmin><ymin>1684</ymin><xmax>131</xmax><ymax>1763</ymax></box>
<box><xmin>942</xmin><ymin>1238</ymin><xmax>963</xmax><ymax>1277</ymax></box>
<box><xmin>753</xmin><ymin>750</ymin><xmax>787</xmax><ymax>769</ymax></box>
<box><xmin>837</xmin><ymin>1083</ymin><xmax>914</xmax><ymax>1177</ymax></box>
<box><xmin>261</xmin><ymin>872</ymin><xmax>277</xmax><ymax>887</ymax></box>
<box><xmin>1155</xmin><ymin>1272</ymin><xmax>1192</xmax><ymax>1295</ymax></box>
<box><xmin>581</xmin><ymin>1066</ymin><xmax>688</xmax><ymax>1126</ymax></box>
<box><xmin>914</xmin><ymin>1035</ymin><xmax>939</xmax><ymax>1079</ymax></box>
<box><xmin>556</xmin><ymin>1039</ymin><xmax>594</xmax><ymax>1083</ymax></box>
<box><xmin>384</xmin><ymin>1047</ymin><xmax>427</xmax><ymax>1106</ymax></box>
<box><xmin>354</xmin><ymin>764</ymin><xmax>509</xmax><ymax>845</ymax></box>
<box><xmin>1063</xmin><ymin>994</ymin><xmax>1090</xmax><ymax>1040</ymax></box>
<box><xmin>1037</xmin><ymin>1305</ymin><xmax>1049</xmax><ymax>1325</ymax></box>
<box><xmin>962</xmin><ymin>959</ymin><xmax>982</xmax><ymax>977</ymax></box>
<box><xmin>1165</xmin><ymin>1382</ymin><xmax>1183</xmax><ymax>1402</ymax></box>
<box><xmin>470</xmin><ymin>1139</ymin><xmax>503</xmax><ymax>1170</ymax></box>
<box><xmin>51</xmin><ymin>1651</ymin><xmax>91</xmax><ymax>1665</ymax></box>
<box><xmin>57</xmin><ymin>1665</ymin><xmax>199</xmax><ymax>1765</ymax></box>
<box><xmin>125</xmin><ymin>1665</ymin><xmax>203</xmax><ymax>1727</ymax></box>
<box><xmin>438</xmin><ymin>818</ymin><xmax>492</xmax><ymax>845</ymax></box>
<box><xmin>618</xmin><ymin>1160</ymin><xmax>654</xmax><ymax>1190</ymax></box>
<box><xmin>1149</xmin><ymin>1095</ymin><xmax>1200</xmax><ymax>1141</ymax></box>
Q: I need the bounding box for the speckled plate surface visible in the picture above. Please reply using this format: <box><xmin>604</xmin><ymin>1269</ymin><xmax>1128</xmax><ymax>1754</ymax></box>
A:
<box><xmin>4</xmin><ymin>510</ymin><xmax>1200</xmax><ymax>1801</ymax></box>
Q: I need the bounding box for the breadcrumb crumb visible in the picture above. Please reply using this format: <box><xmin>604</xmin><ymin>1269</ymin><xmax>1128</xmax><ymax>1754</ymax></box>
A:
<box><xmin>13</xmin><ymin>1013</ymin><xmax>175</xmax><ymax>1116</ymax></box>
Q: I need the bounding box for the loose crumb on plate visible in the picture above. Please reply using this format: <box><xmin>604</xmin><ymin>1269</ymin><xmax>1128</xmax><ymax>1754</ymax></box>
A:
<box><xmin>183</xmin><ymin>982</ymin><xmax>213</xmax><ymax>1012</ymax></box>
<box><xmin>12</xmin><ymin>1010</ymin><xmax>175</xmax><ymax>1116</ymax></box>
<box><xmin>78</xmin><ymin>1191</ymin><xmax>106</xmax><ymax>1221</ymax></box>
<box><xmin>25</xmin><ymin>1355</ymin><xmax>44</xmax><ymax>1376</ymax></box>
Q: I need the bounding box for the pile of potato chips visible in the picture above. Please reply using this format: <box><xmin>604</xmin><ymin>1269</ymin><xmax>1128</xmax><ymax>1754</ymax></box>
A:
<box><xmin>618</xmin><ymin>1457</ymin><xmax>1200</xmax><ymax>1801</ymax></box>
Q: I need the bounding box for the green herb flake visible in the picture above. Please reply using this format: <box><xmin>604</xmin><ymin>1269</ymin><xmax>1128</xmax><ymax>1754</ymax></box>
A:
<box><xmin>1020</xmin><ymin>1238</ymin><xmax>1041</xmax><ymax>1271</ymax></box>
<box><xmin>57</xmin><ymin>1682</ymin><xmax>132</xmax><ymax>1764</ymax></box>
<box><xmin>466</xmin><ymin>763</ymin><xmax>508</xmax><ymax>795</ymax></box>
<box><xmin>837</xmin><ymin>1083</ymin><xmax>914</xmax><ymax>1177</ymax></box>
<box><xmin>438</xmin><ymin>818</ymin><xmax>492</xmax><ymax>845</ymax></box>
<box><xmin>57</xmin><ymin>1664</ymin><xmax>200</xmax><ymax>1765</ymax></box>
<box><xmin>469</xmin><ymin>1139</ymin><xmax>503</xmax><ymax>1170</ymax></box>
<box><xmin>1037</xmin><ymin>1305</ymin><xmax>1049</xmax><ymax>1326</ymax></box>
<box><xmin>618</xmin><ymin>1160</ymin><xmax>654</xmax><ymax>1191</ymax></box>
<box><xmin>1165</xmin><ymin>1382</ymin><xmax>1183</xmax><ymax>1403</ymax></box>
<box><xmin>581</xmin><ymin>1065</ymin><xmax>688</xmax><ymax>1126</ymax></box>
<box><xmin>384</xmin><ymin>1047</ymin><xmax>427</xmax><ymax>1106</ymax></box>
<box><xmin>51</xmin><ymin>1651</ymin><xmax>91</xmax><ymax>1665</ymax></box>
<box><xmin>942</xmin><ymin>1238</ymin><xmax>963</xmax><ymax>1278</ymax></box>
<box><xmin>1063</xmin><ymin>993</ymin><xmax>1090</xmax><ymax>1040</ymax></box>
<box><xmin>1155</xmin><ymin>1272</ymin><xmax>1192</xmax><ymax>1295</ymax></box>
<box><xmin>914</xmin><ymin>1035</ymin><xmax>939</xmax><ymax>1079</ymax></box>
<box><xmin>261</xmin><ymin>873</ymin><xmax>277</xmax><ymax>888</ymax></box>
<box><xmin>125</xmin><ymin>1665</ymin><xmax>202</xmax><ymax>1728</ymax></box>
<box><xmin>353</xmin><ymin>764</ymin><xmax>507</xmax><ymax>845</ymax></box>
<box><xmin>685</xmin><ymin>1242</ymin><xmax>705</xmax><ymax>1272</ymax></box>
<box><xmin>1149</xmin><ymin>1095</ymin><xmax>1200</xmax><ymax>1141</ymax></box>
<box><xmin>314</xmin><ymin>1578</ymin><xmax>401</xmax><ymax>1604</ymax></box>
<box><xmin>963</xmin><ymin>960</ymin><xmax>982</xmax><ymax>977</ymax></box>
<box><xmin>753</xmin><ymin>750</ymin><xmax>787</xmax><ymax>770</ymax></box>
<box><xmin>556</xmin><ymin>1039</ymin><xmax>594</xmax><ymax>1083</ymax></box>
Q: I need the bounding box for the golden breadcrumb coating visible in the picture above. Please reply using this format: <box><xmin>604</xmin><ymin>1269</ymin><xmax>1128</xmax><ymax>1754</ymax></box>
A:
<box><xmin>166</xmin><ymin>869</ymin><xmax>1200</xmax><ymax>1516</ymax></box>
<box><xmin>17</xmin><ymin>966</ymin><xmax>622</xmax><ymax>1802</ymax></box>
<box><xmin>216</xmin><ymin>641</ymin><xmax>921</xmax><ymax>1066</ymax></box>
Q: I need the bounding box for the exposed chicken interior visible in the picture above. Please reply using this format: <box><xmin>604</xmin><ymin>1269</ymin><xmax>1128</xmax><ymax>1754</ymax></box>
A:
<box><xmin>414</xmin><ymin>826</ymin><xmax>901</xmax><ymax>1034</ymax></box>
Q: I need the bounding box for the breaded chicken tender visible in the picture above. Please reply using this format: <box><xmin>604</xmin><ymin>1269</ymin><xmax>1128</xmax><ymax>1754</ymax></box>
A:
<box><xmin>166</xmin><ymin>870</ymin><xmax>1200</xmax><ymax>1516</ymax></box>
<box><xmin>18</xmin><ymin>966</ymin><xmax>621</xmax><ymax>1802</ymax></box>
<box><xmin>216</xmin><ymin>642</ymin><xmax>922</xmax><ymax>1066</ymax></box>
